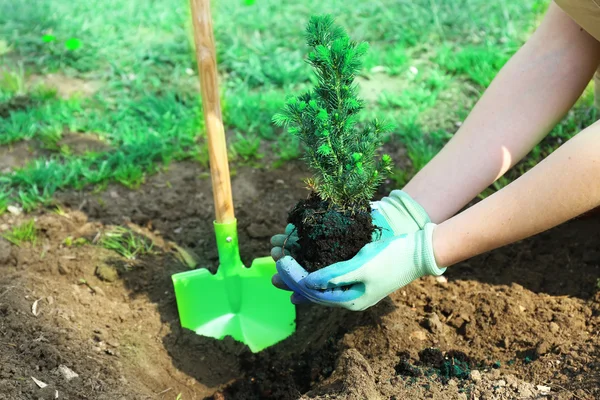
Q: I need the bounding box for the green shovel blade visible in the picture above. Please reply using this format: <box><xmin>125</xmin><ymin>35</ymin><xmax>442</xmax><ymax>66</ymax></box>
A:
<box><xmin>171</xmin><ymin>220</ymin><xmax>296</xmax><ymax>353</ymax></box>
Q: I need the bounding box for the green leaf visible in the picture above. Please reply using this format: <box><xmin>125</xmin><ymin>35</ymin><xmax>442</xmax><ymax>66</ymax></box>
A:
<box><xmin>317</xmin><ymin>108</ymin><xmax>328</xmax><ymax>122</ymax></box>
<box><xmin>317</xmin><ymin>144</ymin><xmax>332</xmax><ymax>155</ymax></box>
<box><xmin>272</xmin><ymin>113</ymin><xmax>289</xmax><ymax>127</ymax></box>
<box><xmin>42</xmin><ymin>34</ymin><xmax>56</xmax><ymax>43</ymax></box>
<box><xmin>65</xmin><ymin>38</ymin><xmax>82</xmax><ymax>51</ymax></box>
<box><xmin>351</xmin><ymin>152</ymin><xmax>362</xmax><ymax>162</ymax></box>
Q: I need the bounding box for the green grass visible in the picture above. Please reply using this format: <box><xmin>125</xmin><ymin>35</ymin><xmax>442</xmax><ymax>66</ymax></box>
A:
<box><xmin>99</xmin><ymin>226</ymin><xmax>155</xmax><ymax>260</ymax></box>
<box><xmin>0</xmin><ymin>0</ymin><xmax>593</xmax><ymax>211</ymax></box>
<box><xmin>2</xmin><ymin>219</ymin><xmax>37</xmax><ymax>246</ymax></box>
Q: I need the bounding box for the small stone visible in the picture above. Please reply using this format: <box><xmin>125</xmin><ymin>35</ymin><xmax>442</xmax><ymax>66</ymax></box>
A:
<box><xmin>275</xmin><ymin>179</ymin><xmax>285</xmax><ymax>184</ymax></box>
<box><xmin>410</xmin><ymin>330</ymin><xmax>427</xmax><ymax>341</ymax></box>
<box><xmin>518</xmin><ymin>305</ymin><xmax>526</xmax><ymax>312</ymax></box>
<box><xmin>458</xmin><ymin>321</ymin><xmax>475</xmax><ymax>339</ymax></box>
<box><xmin>109</xmin><ymin>190</ymin><xmax>119</xmax><ymax>199</ymax></box>
<box><xmin>31</xmin><ymin>376</ymin><xmax>48</xmax><ymax>388</ymax></box>
<box><xmin>535</xmin><ymin>340</ymin><xmax>552</xmax><ymax>357</ymax></box>
<box><xmin>7</xmin><ymin>205</ymin><xmax>22</xmax><ymax>215</ymax></box>
<box><xmin>58</xmin><ymin>263</ymin><xmax>70</xmax><ymax>275</ymax></box>
<box><xmin>549</xmin><ymin>322</ymin><xmax>560</xmax><ymax>334</ymax></box>
<box><xmin>435</xmin><ymin>276</ymin><xmax>448</xmax><ymax>284</ymax></box>
<box><xmin>0</xmin><ymin>224</ymin><xmax>9</xmax><ymax>231</ymax></box>
<box><xmin>518</xmin><ymin>383</ymin><xmax>535</xmax><ymax>398</ymax></box>
<box><xmin>488</xmin><ymin>369</ymin><xmax>502</xmax><ymax>380</ymax></box>
<box><xmin>496</xmin><ymin>379</ymin><xmax>506</xmax><ymax>387</ymax></box>
<box><xmin>58</xmin><ymin>365</ymin><xmax>79</xmax><ymax>381</ymax></box>
<box><xmin>505</xmin><ymin>374</ymin><xmax>518</xmax><ymax>388</ymax></box>
<box><xmin>246</xmin><ymin>223</ymin><xmax>271</xmax><ymax>239</ymax></box>
<box><xmin>447</xmin><ymin>378</ymin><xmax>458</xmax><ymax>386</ymax></box>
<box><xmin>536</xmin><ymin>385</ymin><xmax>551</xmax><ymax>393</ymax></box>
<box><xmin>107</xmin><ymin>340</ymin><xmax>120</xmax><ymax>348</ymax></box>
<box><xmin>46</xmin><ymin>296</ymin><xmax>54</xmax><ymax>305</ymax></box>
<box><xmin>424</xmin><ymin>313</ymin><xmax>444</xmax><ymax>334</ymax></box>
<box><xmin>95</xmin><ymin>264</ymin><xmax>118</xmax><ymax>282</ymax></box>
<box><xmin>90</xmin><ymin>286</ymin><xmax>105</xmax><ymax>297</ymax></box>
<box><xmin>470</xmin><ymin>370</ymin><xmax>482</xmax><ymax>382</ymax></box>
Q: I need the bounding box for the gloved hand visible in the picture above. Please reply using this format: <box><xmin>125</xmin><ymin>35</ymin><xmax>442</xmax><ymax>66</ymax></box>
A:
<box><xmin>270</xmin><ymin>190</ymin><xmax>431</xmax><ymax>261</ymax></box>
<box><xmin>270</xmin><ymin>190</ymin><xmax>444</xmax><ymax>309</ymax></box>
<box><xmin>276</xmin><ymin>224</ymin><xmax>445</xmax><ymax>310</ymax></box>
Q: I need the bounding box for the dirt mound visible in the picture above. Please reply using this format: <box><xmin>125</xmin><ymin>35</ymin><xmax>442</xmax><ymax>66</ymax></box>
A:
<box><xmin>0</xmin><ymin>160</ymin><xmax>598</xmax><ymax>399</ymax></box>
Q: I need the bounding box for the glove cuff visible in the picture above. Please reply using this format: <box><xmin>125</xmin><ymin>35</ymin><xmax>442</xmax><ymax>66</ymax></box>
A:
<box><xmin>375</xmin><ymin>190</ymin><xmax>431</xmax><ymax>233</ymax></box>
<box><xmin>421</xmin><ymin>223</ymin><xmax>446</xmax><ymax>276</ymax></box>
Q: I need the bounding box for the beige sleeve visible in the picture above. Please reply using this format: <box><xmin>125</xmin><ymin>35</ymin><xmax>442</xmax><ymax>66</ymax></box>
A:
<box><xmin>554</xmin><ymin>0</ymin><xmax>600</xmax><ymax>108</ymax></box>
<box><xmin>555</xmin><ymin>0</ymin><xmax>600</xmax><ymax>41</ymax></box>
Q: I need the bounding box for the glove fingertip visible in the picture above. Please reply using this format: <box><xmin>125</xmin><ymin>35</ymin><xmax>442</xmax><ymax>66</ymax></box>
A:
<box><xmin>276</xmin><ymin>256</ymin><xmax>309</xmax><ymax>281</ymax></box>
<box><xmin>271</xmin><ymin>247</ymin><xmax>284</xmax><ymax>261</ymax></box>
<box><xmin>271</xmin><ymin>273</ymin><xmax>292</xmax><ymax>291</ymax></box>
<box><xmin>270</xmin><ymin>234</ymin><xmax>286</xmax><ymax>247</ymax></box>
<box><xmin>284</xmin><ymin>223</ymin><xmax>297</xmax><ymax>235</ymax></box>
<box><xmin>291</xmin><ymin>292</ymin><xmax>310</xmax><ymax>305</ymax></box>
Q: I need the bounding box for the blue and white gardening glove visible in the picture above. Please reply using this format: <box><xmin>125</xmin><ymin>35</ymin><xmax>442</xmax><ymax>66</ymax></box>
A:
<box><xmin>276</xmin><ymin>225</ymin><xmax>444</xmax><ymax>310</ymax></box>
<box><xmin>271</xmin><ymin>190</ymin><xmax>445</xmax><ymax>310</ymax></box>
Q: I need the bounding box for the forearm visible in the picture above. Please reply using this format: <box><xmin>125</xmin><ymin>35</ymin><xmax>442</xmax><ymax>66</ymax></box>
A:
<box><xmin>433</xmin><ymin>120</ymin><xmax>600</xmax><ymax>267</ymax></box>
<box><xmin>404</xmin><ymin>2</ymin><xmax>600</xmax><ymax>223</ymax></box>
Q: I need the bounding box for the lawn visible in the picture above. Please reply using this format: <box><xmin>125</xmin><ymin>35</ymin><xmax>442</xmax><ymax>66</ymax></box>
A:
<box><xmin>0</xmin><ymin>0</ymin><xmax>596</xmax><ymax>212</ymax></box>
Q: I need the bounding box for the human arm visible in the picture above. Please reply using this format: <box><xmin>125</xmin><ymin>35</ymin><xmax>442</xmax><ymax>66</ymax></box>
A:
<box><xmin>433</xmin><ymin>119</ymin><xmax>600</xmax><ymax>267</ymax></box>
<box><xmin>403</xmin><ymin>1</ymin><xmax>600</xmax><ymax>223</ymax></box>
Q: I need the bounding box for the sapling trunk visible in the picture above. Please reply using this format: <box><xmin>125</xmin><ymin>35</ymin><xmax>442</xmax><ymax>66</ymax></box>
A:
<box><xmin>273</xmin><ymin>15</ymin><xmax>392</xmax><ymax>272</ymax></box>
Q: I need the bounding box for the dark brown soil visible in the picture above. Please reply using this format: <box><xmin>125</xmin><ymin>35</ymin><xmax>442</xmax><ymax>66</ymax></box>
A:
<box><xmin>0</xmin><ymin>158</ymin><xmax>599</xmax><ymax>400</ymax></box>
<box><xmin>287</xmin><ymin>193</ymin><xmax>375</xmax><ymax>272</ymax></box>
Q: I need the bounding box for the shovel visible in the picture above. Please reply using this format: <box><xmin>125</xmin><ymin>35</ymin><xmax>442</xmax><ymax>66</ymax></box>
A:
<box><xmin>171</xmin><ymin>0</ymin><xmax>296</xmax><ymax>353</ymax></box>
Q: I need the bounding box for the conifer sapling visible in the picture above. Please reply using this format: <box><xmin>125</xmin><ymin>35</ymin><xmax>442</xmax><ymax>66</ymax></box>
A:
<box><xmin>273</xmin><ymin>15</ymin><xmax>393</xmax><ymax>272</ymax></box>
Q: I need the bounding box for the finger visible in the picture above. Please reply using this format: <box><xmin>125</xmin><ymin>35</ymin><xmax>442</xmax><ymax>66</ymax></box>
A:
<box><xmin>284</xmin><ymin>223</ymin><xmax>297</xmax><ymax>235</ymax></box>
<box><xmin>302</xmin><ymin>284</ymin><xmax>365</xmax><ymax>308</ymax></box>
<box><xmin>271</xmin><ymin>246</ymin><xmax>299</xmax><ymax>261</ymax></box>
<box><xmin>271</xmin><ymin>246</ymin><xmax>285</xmax><ymax>261</ymax></box>
<box><xmin>303</xmin><ymin>239</ymin><xmax>393</xmax><ymax>290</ymax></box>
<box><xmin>275</xmin><ymin>256</ymin><xmax>310</xmax><ymax>296</ymax></box>
<box><xmin>270</xmin><ymin>234</ymin><xmax>287</xmax><ymax>247</ymax></box>
<box><xmin>270</xmin><ymin>234</ymin><xmax>299</xmax><ymax>248</ymax></box>
<box><xmin>271</xmin><ymin>273</ymin><xmax>292</xmax><ymax>291</ymax></box>
<box><xmin>291</xmin><ymin>292</ymin><xmax>310</xmax><ymax>304</ymax></box>
<box><xmin>303</xmin><ymin>258</ymin><xmax>360</xmax><ymax>290</ymax></box>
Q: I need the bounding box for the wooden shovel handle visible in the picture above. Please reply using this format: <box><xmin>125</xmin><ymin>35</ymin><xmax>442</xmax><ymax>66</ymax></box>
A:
<box><xmin>190</xmin><ymin>0</ymin><xmax>234</xmax><ymax>223</ymax></box>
